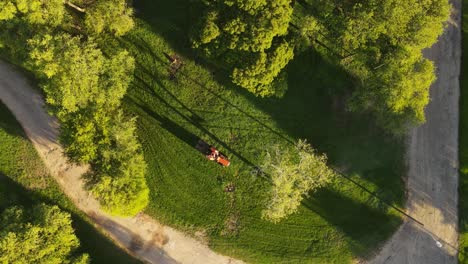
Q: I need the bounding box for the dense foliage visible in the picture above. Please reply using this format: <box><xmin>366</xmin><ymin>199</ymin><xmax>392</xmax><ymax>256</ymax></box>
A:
<box><xmin>261</xmin><ymin>140</ymin><xmax>335</xmax><ymax>222</ymax></box>
<box><xmin>0</xmin><ymin>204</ymin><xmax>89</xmax><ymax>264</ymax></box>
<box><xmin>192</xmin><ymin>0</ymin><xmax>295</xmax><ymax>97</ymax></box>
<box><xmin>298</xmin><ymin>0</ymin><xmax>450</xmax><ymax>131</ymax></box>
<box><xmin>83</xmin><ymin>0</ymin><xmax>135</xmax><ymax>36</ymax></box>
<box><xmin>0</xmin><ymin>0</ymin><xmax>148</xmax><ymax>216</ymax></box>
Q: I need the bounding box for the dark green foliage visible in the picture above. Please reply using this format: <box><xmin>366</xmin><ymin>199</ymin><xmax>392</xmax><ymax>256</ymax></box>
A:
<box><xmin>192</xmin><ymin>0</ymin><xmax>295</xmax><ymax>97</ymax></box>
<box><xmin>0</xmin><ymin>204</ymin><xmax>89</xmax><ymax>264</ymax></box>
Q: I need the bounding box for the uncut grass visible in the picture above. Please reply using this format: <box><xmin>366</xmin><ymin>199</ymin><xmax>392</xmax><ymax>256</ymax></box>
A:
<box><xmin>0</xmin><ymin>102</ymin><xmax>140</xmax><ymax>264</ymax></box>
<box><xmin>459</xmin><ymin>0</ymin><xmax>468</xmax><ymax>262</ymax></box>
<box><xmin>114</xmin><ymin>0</ymin><xmax>406</xmax><ymax>262</ymax></box>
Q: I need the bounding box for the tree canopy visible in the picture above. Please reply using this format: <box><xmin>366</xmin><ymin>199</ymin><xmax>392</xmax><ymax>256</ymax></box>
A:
<box><xmin>192</xmin><ymin>0</ymin><xmax>295</xmax><ymax>97</ymax></box>
<box><xmin>0</xmin><ymin>0</ymin><xmax>66</xmax><ymax>26</ymax></box>
<box><xmin>27</xmin><ymin>33</ymin><xmax>134</xmax><ymax>117</ymax></box>
<box><xmin>26</xmin><ymin>32</ymin><xmax>148</xmax><ymax>216</ymax></box>
<box><xmin>0</xmin><ymin>204</ymin><xmax>89</xmax><ymax>264</ymax></box>
<box><xmin>0</xmin><ymin>0</ymin><xmax>147</xmax><ymax>216</ymax></box>
<box><xmin>261</xmin><ymin>140</ymin><xmax>335</xmax><ymax>222</ymax></box>
<box><xmin>299</xmin><ymin>0</ymin><xmax>450</xmax><ymax>131</ymax></box>
<box><xmin>84</xmin><ymin>0</ymin><xmax>135</xmax><ymax>36</ymax></box>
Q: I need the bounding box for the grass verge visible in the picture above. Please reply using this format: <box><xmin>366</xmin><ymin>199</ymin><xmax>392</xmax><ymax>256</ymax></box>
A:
<box><xmin>0</xmin><ymin>102</ymin><xmax>140</xmax><ymax>264</ymax></box>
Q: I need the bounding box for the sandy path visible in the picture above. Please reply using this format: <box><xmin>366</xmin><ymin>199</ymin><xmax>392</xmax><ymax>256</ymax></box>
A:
<box><xmin>0</xmin><ymin>60</ymin><xmax>243</xmax><ymax>264</ymax></box>
<box><xmin>368</xmin><ymin>1</ymin><xmax>462</xmax><ymax>263</ymax></box>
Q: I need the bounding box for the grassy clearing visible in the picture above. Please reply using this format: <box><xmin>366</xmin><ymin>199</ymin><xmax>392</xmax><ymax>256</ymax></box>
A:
<box><xmin>459</xmin><ymin>0</ymin><xmax>468</xmax><ymax>262</ymax></box>
<box><xmin>106</xmin><ymin>0</ymin><xmax>405</xmax><ymax>262</ymax></box>
<box><xmin>0</xmin><ymin>102</ymin><xmax>140</xmax><ymax>264</ymax></box>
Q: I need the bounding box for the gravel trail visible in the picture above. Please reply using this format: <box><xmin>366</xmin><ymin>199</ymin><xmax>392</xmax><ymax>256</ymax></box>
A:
<box><xmin>368</xmin><ymin>1</ymin><xmax>462</xmax><ymax>263</ymax></box>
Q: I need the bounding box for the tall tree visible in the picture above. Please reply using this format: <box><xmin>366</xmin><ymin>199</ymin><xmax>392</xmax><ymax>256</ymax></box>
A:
<box><xmin>192</xmin><ymin>0</ymin><xmax>295</xmax><ymax>97</ymax></box>
<box><xmin>27</xmin><ymin>33</ymin><xmax>134</xmax><ymax>117</ymax></box>
<box><xmin>84</xmin><ymin>0</ymin><xmax>135</xmax><ymax>36</ymax></box>
<box><xmin>90</xmin><ymin>111</ymin><xmax>149</xmax><ymax>217</ymax></box>
<box><xmin>298</xmin><ymin>0</ymin><xmax>450</xmax><ymax>131</ymax></box>
<box><xmin>261</xmin><ymin>140</ymin><xmax>335</xmax><ymax>222</ymax></box>
<box><xmin>0</xmin><ymin>204</ymin><xmax>89</xmax><ymax>264</ymax></box>
<box><xmin>27</xmin><ymin>33</ymin><xmax>104</xmax><ymax>116</ymax></box>
<box><xmin>27</xmin><ymin>33</ymin><xmax>148</xmax><ymax>216</ymax></box>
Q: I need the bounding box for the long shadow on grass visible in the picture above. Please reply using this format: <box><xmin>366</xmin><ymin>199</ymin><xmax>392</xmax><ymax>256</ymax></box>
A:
<box><xmin>132</xmin><ymin>75</ymin><xmax>257</xmax><ymax>167</ymax></box>
<box><xmin>133</xmin><ymin>57</ymin><xmax>291</xmax><ymax>144</ymax></box>
<box><xmin>302</xmin><ymin>188</ymin><xmax>402</xmax><ymax>258</ymax></box>
<box><xmin>127</xmin><ymin>99</ymin><xmax>199</xmax><ymax>149</ymax></box>
<box><xmin>0</xmin><ymin>174</ymin><xmax>141</xmax><ymax>264</ymax></box>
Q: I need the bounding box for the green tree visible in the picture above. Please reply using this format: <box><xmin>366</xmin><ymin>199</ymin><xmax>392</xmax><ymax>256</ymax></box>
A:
<box><xmin>261</xmin><ymin>140</ymin><xmax>335</xmax><ymax>223</ymax></box>
<box><xmin>0</xmin><ymin>204</ymin><xmax>89</xmax><ymax>264</ymax></box>
<box><xmin>28</xmin><ymin>33</ymin><xmax>134</xmax><ymax>116</ymax></box>
<box><xmin>348</xmin><ymin>47</ymin><xmax>435</xmax><ymax>131</ymax></box>
<box><xmin>27</xmin><ymin>32</ymin><xmax>147</xmax><ymax>216</ymax></box>
<box><xmin>27</xmin><ymin>33</ymin><xmax>104</xmax><ymax>116</ymax></box>
<box><xmin>298</xmin><ymin>0</ymin><xmax>450</xmax><ymax>131</ymax></box>
<box><xmin>84</xmin><ymin>0</ymin><xmax>135</xmax><ymax>36</ymax></box>
<box><xmin>232</xmin><ymin>41</ymin><xmax>294</xmax><ymax>96</ymax></box>
<box><xmin>192</xmin><ymin>0</ymin><xmax>295</xmax><ymax>97</ymax></box>
<box><xmin>0</xmin><ymin>1</ymin><xmax>17</xmax><ymax>21</ymax></box>
<box><xmin>90</xmin><ymin>112</ymin><xmax>149</xmax><ymax>216</ymax></box>
<box><xmin>0</xmin><ymin>0</ymin><xmax>66</xmax><ymax>26</ymax></box>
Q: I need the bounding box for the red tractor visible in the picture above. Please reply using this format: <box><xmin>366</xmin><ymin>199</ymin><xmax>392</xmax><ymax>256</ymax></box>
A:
<box><xmin>196</xmin><ymin>140</ymin><xmax>230</xmax><ymax>167</ymax></box>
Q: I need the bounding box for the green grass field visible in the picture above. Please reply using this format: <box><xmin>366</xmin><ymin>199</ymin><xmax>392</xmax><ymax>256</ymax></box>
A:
<box><xmin>459</xmin><ymin>0</ymin><xmax>468</xmax><ymax>262</ymax></box>
<box><xmin>106</xmin><ymin>0</ymin><xmax>406</xmax><ymax>262</ymax></box>
<box><xmin>0</xmin><ymin>102</ymin><xmax>140</xmax><ymax>264</ymax></box>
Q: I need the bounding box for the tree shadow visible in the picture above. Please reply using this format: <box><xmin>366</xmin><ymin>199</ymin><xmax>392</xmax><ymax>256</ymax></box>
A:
<box><xmin>0</xmin><ymin>174</ymin><xmax>142</xmax><ymax>264</ymax></box>
<box><xmin>302</xmin><ymin>187</ymin><xmax>402</xmax><ymax>258</ymax></box>
<box><xmin>133</xmin><ymin>0</ymin><xmax>202</xmax><ymax>59</ymax></box>
<box><xmin>0</xmin><ymin>101</ymin><xmax>27</xmax><ymax>139</ymax></box>
<box><xmin>130</xmin><ymin>74</ymin><xmax>257</xmax><ymax>168</ymax></box>
<box><xmin>249</xmin><ymin>49</ymin><xmax>405</xmax><ymax>206</ymax></box>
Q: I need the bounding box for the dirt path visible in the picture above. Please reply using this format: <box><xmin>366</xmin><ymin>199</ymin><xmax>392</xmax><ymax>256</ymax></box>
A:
<box><xmin>0</xmin><ymin>60</ymin><xmax>244</xmax><ymax>264</ymax></box>
<box><xmin>368</xmin><ymin>1</ymin><xmax>462</xmax><ymax>263</ymax></box>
